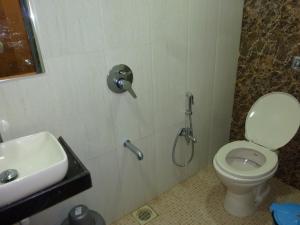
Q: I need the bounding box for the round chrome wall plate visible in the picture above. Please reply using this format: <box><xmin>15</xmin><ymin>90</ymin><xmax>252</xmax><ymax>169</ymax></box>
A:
<box><xmin>107</xmin><ymin>64</ymin><xmax>133</xmax><ymax>94</ymax></box>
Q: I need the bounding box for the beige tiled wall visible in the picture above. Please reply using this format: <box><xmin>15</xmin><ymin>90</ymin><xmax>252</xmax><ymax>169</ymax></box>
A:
<box><xmin>0</xmin><ymin>0</ymin><xmax>244</xmax><ymax>224</ymax></box>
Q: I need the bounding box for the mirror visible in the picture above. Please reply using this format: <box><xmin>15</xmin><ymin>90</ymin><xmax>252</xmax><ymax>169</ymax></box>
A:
<box><xmin>0</xmin><ymin>0</ymin><xmax>44</xmax><ymax>80</ymax></box>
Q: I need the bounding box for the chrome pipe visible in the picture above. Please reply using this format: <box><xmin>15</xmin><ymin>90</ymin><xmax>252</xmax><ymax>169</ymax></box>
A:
<box><xmin>123</xmin><ymin>140</ymin><xmax>144</xmax><ymax>160</ymax></box>
<box><xmin>185</xmin><ymin>92</ymin><xmax>194</xmax><ymax>115</ymax></box>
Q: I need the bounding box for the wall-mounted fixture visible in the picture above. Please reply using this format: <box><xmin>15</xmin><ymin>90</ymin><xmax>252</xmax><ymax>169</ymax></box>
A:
<box><xmin>107</xmin><ymin>64</ymin><xmax>137</xmax><ymax>98</ymax></box>
<box><xmin>172</xmin><ymin>92</ymin><xmax>197</xmax><ymax>167</ymax></box>
<box><xmin>123</xmin><ymin>140</ymin><xmax>143</xmax><ymax>160</ymax></box>
<box><xmin>0</xmin><ymin>0</ymin><xmax>44</xmax><ymax>80</ymax></box>
<box><xmin>292</xmin><ymin>56</ymin><xmax>300</xmax><ymax>72</ymax></box>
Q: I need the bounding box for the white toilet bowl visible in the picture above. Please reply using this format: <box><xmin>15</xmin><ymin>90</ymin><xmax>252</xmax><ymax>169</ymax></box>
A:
<box><xmin>213</xmin><ymin>92</ymin><xmax>300</xmax><ymax>217</ymax></box>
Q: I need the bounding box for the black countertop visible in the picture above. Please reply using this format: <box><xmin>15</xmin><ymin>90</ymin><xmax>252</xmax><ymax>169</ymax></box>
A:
<box><xmin>0</xmin><ymin>137</ymin><xmax>92</xmax><ymax>225</ymax></box>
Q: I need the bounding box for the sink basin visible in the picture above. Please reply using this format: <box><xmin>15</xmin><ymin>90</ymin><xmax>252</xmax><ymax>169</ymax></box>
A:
<box><xmin>0</xmin><ymin>132</ymin><xmax>68</xmax><ymax>207</ymax></box>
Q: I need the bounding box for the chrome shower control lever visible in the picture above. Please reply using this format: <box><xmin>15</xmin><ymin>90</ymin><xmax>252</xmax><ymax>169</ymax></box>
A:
<box><xmin>116</xmin><ymin>79</ymin><xmax>137</xmax><ymax>98</ymax></box>
<box><xmin>107</xmin><ymin>64</ymin><xmax>137</xmax><ymax>98</ymax></box>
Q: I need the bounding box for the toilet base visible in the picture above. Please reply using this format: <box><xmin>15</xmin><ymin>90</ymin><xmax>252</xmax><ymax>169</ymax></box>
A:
<box><xmin>224</xmin><ymin>190</ymin><xmax>256</xmax><ymax>217</ymax></box>
<box><xmin>224</xmin><ymin>183</ymin><xmax>270</xmax><ymax>217</ymax></box>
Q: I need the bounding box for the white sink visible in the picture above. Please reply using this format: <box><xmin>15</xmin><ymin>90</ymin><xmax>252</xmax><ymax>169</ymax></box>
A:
<box><xmin>0</xmin><ymin>132</ymin><xmax>68</xmax><ymax>207</ymax></box>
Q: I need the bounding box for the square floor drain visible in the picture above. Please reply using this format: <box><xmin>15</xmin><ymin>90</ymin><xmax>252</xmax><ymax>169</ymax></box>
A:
<box><xmin>132</xmin><ymin>205</ymin><xmax>158</xmax><ymax>225</ymax></box>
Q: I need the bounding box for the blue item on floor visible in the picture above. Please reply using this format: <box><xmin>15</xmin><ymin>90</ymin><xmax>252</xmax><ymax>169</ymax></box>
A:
<box><xmin>270</xmin><ymin>203</ymin><xmax>300</xmax><ymax>225</ymax></box>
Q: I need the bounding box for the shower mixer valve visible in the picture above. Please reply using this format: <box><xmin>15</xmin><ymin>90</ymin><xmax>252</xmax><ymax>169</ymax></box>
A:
<box><xmin>107</xmin><ymin>64</ymin><xmax>137</xmax><ymax>98</ymax></box>
<box><xmin>186</xmin><ymin>128</ymin><xmax>197</xmax><ymax>144</ymax></box>
<box><xmin>180</xmin><ymin>127</ymin><xmax>197</xmax><ymax>144</ymax></box>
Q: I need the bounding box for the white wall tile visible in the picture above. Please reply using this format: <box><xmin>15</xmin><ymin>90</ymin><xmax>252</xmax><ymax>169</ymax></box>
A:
<box><xmin>152</xmin><ymin>42</ymin><xmax>187</xmax><ymax>131</ymax></box>
<box><xmin>209</xmin><ymin>0</ymin><xmax>244</xmax><ymax>160</ymax></box>
<box><xmin>30</xmin><ymin>199</ymin><xmax>73</xmax><ymax>225</ymax></box>
<box><xmin>100</xmin><ymin>0</ymin><xmax>151</xmax><ymax>50</ymax></box>
<box><xmin>154</xmin><ymin>122</ymin><xmax>189</xmax><ymax>193</ymax></box>
<box><xmin>116</xmin><ymin>135</ymin><xmax>158</xmax><ymax>217</ymax></box>
<box><xmin>0</xmin><ymin>53</ymin><xmax>115</xmax><ymax>163</ymax></box>
<box><xmin>34</xmin><ymin>0</ymin><xmax>105</xmax><ymax>58</ymax></box>
<box><xmin>0</xmin><ymin>0</ymin><xmax>244</xmax><ymax>224</ymax></box>
<box><xmin>31</xmin><ymin>149</ymin><xmax>121</xmax><ymax>225</ymax></box>
<box><xmin>73</xmin><ymin>149</ymin><xmax>122</xmax><ymax>224</ymax></box>
<box><xmin>150</xmin><ymin>0</ymin><xmax>189</xmax><ymax>132</ymax></box>
<box><xmin>106</xmin><ymin>45</ymin><xmax>155</xmax><ymax>143</ymax></box>
<box><xmin>150</xmin><ymin>0</ymin><xmax>188</xmax><ymax>47</ymax></box>
<box><xmin>187</xmin><ymin>0</ymin><xmax>220</xmax><ymax>170</ymax></box>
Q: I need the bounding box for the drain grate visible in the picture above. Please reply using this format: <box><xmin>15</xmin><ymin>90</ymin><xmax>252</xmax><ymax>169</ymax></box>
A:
<box><xmin>132</xmin><ymin>205</ymin><xmax>158</xmax><ymax>225</ymax></box>
<box><xmin>138</xmin><ymin>209</ymin><xmax>152</xmax><ymax>221</ymax></box>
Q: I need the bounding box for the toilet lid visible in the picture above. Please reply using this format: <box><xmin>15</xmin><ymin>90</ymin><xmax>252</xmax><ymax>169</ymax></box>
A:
<box><xmin>245</xmin><ymin>92</ymin><xmax>300</xmax><ymax>150</ymax></box>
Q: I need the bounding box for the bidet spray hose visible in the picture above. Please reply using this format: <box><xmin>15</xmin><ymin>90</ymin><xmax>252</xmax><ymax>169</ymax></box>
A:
<box><xmin>172</xmin><ymin>128</ymin><xmax>195</xmax><ymax>167</ymax></box>
<box><xmin>172</xmin><ymin>93</ymin><xmax>196</xmax><ymax>167</ymax></box>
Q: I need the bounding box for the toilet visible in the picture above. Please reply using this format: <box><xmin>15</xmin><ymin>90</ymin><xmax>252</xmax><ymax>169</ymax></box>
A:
<box><xmin>213</xmin><ymin>92</ymin><xmax>300</xmax><ymax>217</ymax></box>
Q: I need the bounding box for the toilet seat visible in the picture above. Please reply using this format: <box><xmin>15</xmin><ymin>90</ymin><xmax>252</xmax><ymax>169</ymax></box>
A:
<box><xmin>245</xmin><ymin>92</ymin><xmax>300</xmax><ymax>150</ymax></box>
<box><xmin>214</xmin><ymin>140</ymin><xmax>278</xmax><ymax>180</ymax></box>
<box><xmin>214</xmin><ymin>92</ymin><xmax>300</xmax><ymax>180</ymax></box>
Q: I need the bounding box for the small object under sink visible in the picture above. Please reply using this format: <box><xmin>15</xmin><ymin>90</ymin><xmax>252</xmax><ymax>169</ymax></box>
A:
<box><xmin>0</xmin><ymin>131</ymin><xmax>68</xmax><ymax>207</ymax></box>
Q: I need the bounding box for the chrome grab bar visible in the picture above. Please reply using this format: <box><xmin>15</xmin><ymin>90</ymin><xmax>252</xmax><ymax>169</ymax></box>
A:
<box><xmin>123</xmin><ymin>140</ymin><xmax>144</xmax><ymax>160</ymax></box>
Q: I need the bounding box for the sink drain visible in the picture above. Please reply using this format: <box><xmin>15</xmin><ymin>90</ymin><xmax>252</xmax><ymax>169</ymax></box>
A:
<box><xmin>0</xmin><ymin>169</ymin><xmax>18</xmax><ymax>183</ymax></box>
<box><xmin>132</xmin><ymin>205</ymin><xmax>158</xmax><ymax>225</ymax></box>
